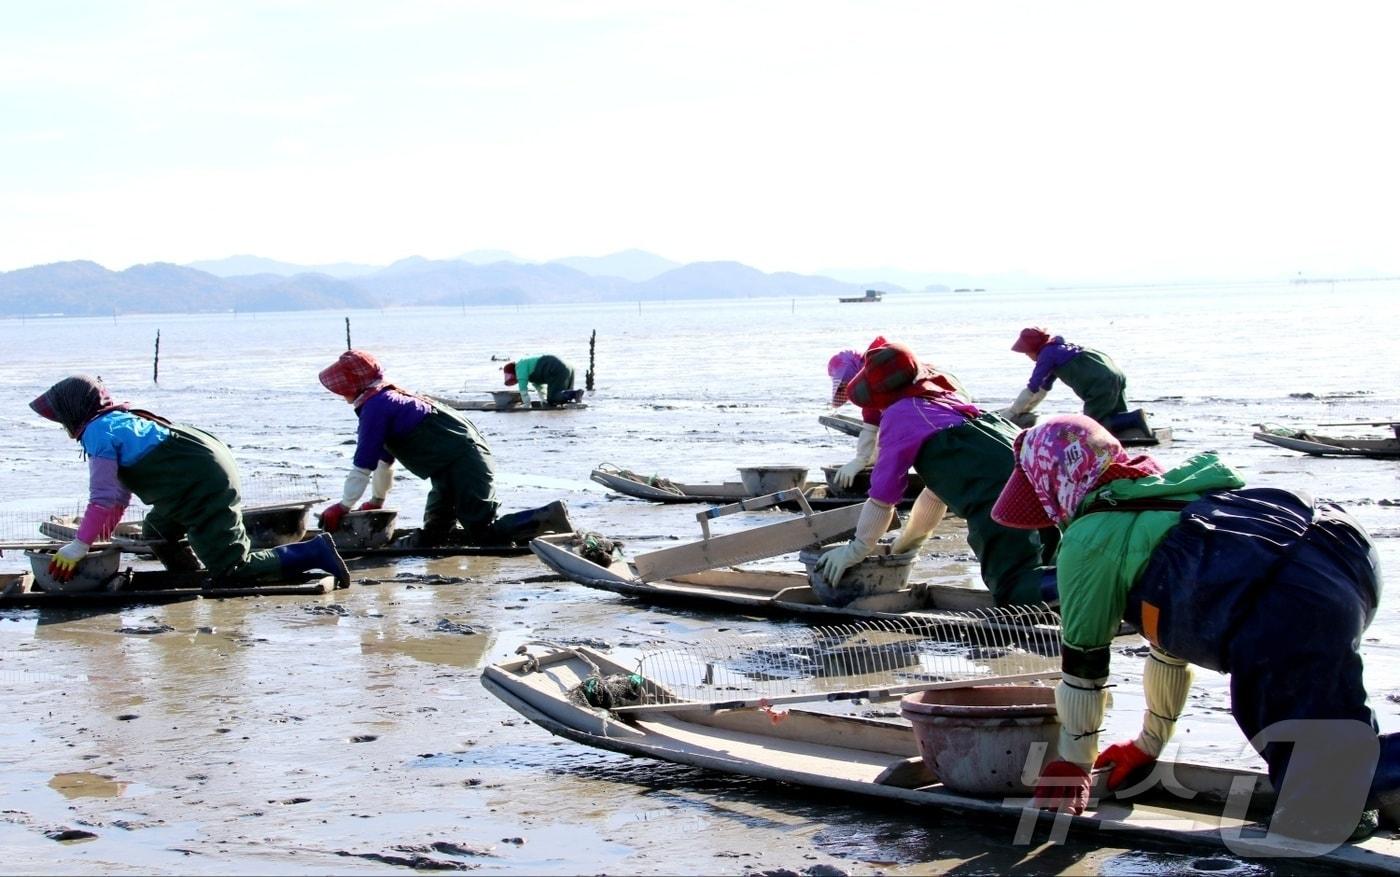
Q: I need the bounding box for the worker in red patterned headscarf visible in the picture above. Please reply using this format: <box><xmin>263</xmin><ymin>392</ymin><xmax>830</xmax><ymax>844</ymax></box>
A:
<box><xmin>317</xmin><ymin>350</ymin><xmax>572</xmax><ymax>547</ymax></box>
<box><xmin>825</xmin><ymin>337</ymin><xmax>969</xmax><ymax>491</ymax></box>
<box><xmin>814</xmin><ymin>341</ymin><xmax>1053</xmax><ymax>606</ymax></box>
<box><xmin>1002</xmin><ymin>327</ymin><xmax>1150</xmax><ymax>437</ymax></box>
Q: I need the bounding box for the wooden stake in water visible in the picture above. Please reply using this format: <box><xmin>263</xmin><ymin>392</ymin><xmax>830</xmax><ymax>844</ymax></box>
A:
<box><xmin>153</xmin><ymin>330</ymin><xmax>160</xmax><ymax>384</ymax></box>
<box><xmin>586</xmin><ymin>330</ymin><xmax>596</xmax><ymax>392</ymax></box>
<box><xmin>345</xmin><ymin>317</ymin><xmax>352</xmax><ymax>351</ymax></box>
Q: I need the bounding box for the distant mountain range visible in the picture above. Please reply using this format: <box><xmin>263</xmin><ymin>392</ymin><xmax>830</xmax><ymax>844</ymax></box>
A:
<box><xmin>0</xmin><ymin>249</ymin><xmax>962</xmax><ymax>317</ymax></box>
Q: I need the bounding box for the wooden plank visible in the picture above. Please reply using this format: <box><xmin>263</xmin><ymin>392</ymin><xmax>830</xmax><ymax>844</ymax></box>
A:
<box><xmin>633</xmin><ymin>502</ymin><xmax>866</xmax><ymax>582</ymax></box>
<box><xmin>612</xmin><ymin>670</ymin><xmax>1060</xmax><ymax>716</ymax></box>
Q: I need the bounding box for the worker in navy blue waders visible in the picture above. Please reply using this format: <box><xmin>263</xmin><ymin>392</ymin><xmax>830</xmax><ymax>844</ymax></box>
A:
<box><xmin>1000</xmin><ymin>327</ymin><xmax>1151</xmax><ymax>438</ymax></box>
<box><xmin>30</xmin><ymin>375</ymin><xmax>349</xmax><ymax>587</ymax></box>
<box><xmin>317</xmin><ymin>350</ymin><xmax>572</xmax><ymax>546</ymax></box>
<box><xmin>994</xmin><ymin>414</ymin><xmax>1396</xmax><ymax>843</ymax></box>
<box><xmin>502</xmin><ymin>355</ymin><xmax>584</xmax><ymax>406</ymax></box>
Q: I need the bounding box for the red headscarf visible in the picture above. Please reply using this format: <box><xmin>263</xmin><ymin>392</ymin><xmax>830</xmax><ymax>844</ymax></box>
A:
<box><xmin>1012</xmin><ymin>327</ymin><xmax>1052</xmax><ymax>356</ymax></box>
<box><xmin>319</xmin><ymin>350</ymin><xmax>387</xmax><ymax>407</ymax></box>
<box><xmin>502</xmin><ymin>362</ymin><xmax>518</xmax><ymax>386</ymax></box>
<box><xmin>846</xmin><ymin>341</ymin><xmax>972</xmax><ymax>413</ymax></box>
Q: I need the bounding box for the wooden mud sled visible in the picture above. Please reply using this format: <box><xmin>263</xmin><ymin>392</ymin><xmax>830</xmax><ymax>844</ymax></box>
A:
<box><xmin>485</xmin><ymin>641</ymin><xmax>1400</xmax><ymax>875</ymax></box>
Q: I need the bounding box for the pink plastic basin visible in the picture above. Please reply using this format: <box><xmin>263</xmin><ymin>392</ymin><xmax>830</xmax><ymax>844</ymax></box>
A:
<box><xmin>900</xmin><ymin>685</ymin><xmax>1059</xmax><ymax>796</ymax></box>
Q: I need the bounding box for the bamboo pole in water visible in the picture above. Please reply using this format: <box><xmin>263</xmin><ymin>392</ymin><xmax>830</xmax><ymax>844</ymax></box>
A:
<box><xmin>153</xmin><ymin>330</ymin><xmax>160</xmax><ymax>384</ymax></box>
<box><xmin>586</xmin><ymin>330</ymin><xmax>596</xmax><ymax>391</ymax></box>
<box><xmin>345</xmin><ymin>317</ymin><xmax>351</xmax><ymax>351</ymax></box>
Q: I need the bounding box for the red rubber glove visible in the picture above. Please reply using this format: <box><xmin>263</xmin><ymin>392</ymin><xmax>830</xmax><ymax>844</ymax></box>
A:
<box><xmin>357</xmin><ymin>499</ymin><xmax>385</xmax><ymax>511</ymax></box>
<box><xmin>1031</xmin><ymin>760</ymin><xmax>1092</xmax><ymax>815</ymax></box>
<box><xmin>48</xmin><ymin>540</ymin><xmax>90</xmax><ymax>583</ymax></box>
<box><xmin>319</xmin><ymin>502</ymin><xmax>349</xmax><ymax>532</ymax></box>
<box><xmin>1094</xmin><ymin>740</ymin><xmax>1156</xmax><ymax>791</ymax></box>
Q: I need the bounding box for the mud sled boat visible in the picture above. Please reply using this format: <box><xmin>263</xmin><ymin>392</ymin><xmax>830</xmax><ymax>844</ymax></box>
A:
<box><xmin>38</xmin><ymin>500</ymin><xmax>322</xmax><ymax>555</ymax></box>
<box><xmin>428</xmin><ymin>392</ymin><xmax>587</xmax><ymax>412</ymax></box>
<box><xmin>315</xmin><ymin>508</ymin><xmax>547</xmax><ymax>559</ymax></box>
<box><xmin>1254</xmin><ymin>424</ymin><xmax>1400</xmax><ymax>458</ymax></box>
<box><xmin>589</xmin><ymin>463</ymin><xmax>922</xmax><ymax>509</ymax></box>
<box><xmin>819</xmin><ymin>412</ymin><xmax>867</xmax><ymax>437</ymax></box>
<box><xmin>0</xmin><ymin>568</ymin><xmax>340</xmax><ymax>610</ymax></box>
<box><xmin>484</xmin><ymin>641</ymin><xmax>1400</xmax><ymax>875</ymax></box>
<box><xmin>531</xmin><ymin>531</ymin><xmax>999</xmax><ymax>621</ymax></box>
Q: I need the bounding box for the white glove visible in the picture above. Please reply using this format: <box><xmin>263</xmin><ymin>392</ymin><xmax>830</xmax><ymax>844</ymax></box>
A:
<box><xmin>369</xmin><ymin>460</ymin><xmax>394</xmax><ymax>503</ymax></box>
<box><xmin>1006</xmin><ymin>386</ymin><xmax>1049</xmax><ymax>418</ymax></box>
<box><xmin>814</xmin><ymin>500</ymin><xmax>894</xmax><ymax>587</ymax></box>
<box><xmin>834</xmin><ymin>424</ymin><xmax>879</xmax><ymax>489</ymax></box>
<box><xmin>891</xmin><ymin>488</ymin><xmax>947</xmax><ymax>554</ymax></box>
<box><xmin>340</xmin><ymin>466</ymin><xmax>372</xmax><ymax>507</ymax></box>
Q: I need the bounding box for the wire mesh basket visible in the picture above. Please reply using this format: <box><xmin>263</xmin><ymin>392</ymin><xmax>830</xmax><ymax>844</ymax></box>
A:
<box><xmin>570</xmin><ymin>606</ymin><xmax>1063</xmax><ymax>714</ymax></box>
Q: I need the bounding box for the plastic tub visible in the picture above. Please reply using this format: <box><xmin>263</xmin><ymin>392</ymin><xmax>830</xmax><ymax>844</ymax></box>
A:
<box><xmin>491</xmin><ymin>390</ymin><xmax>523</xmax><ymax>407</ymax></box>
<box><xmin>332</xmin><ymin>509</ymin><xmax>399</xmax><ymax>550</ymax></box>
<box><xmin>26</xmin><ymin>546</ymin><xmax>122</xmax><ymax>594</ymax></box>
<box><xmin>821</xmin><ymin>465</ymin><xmax>873</xmax><ymax>497</ymax></box>
<box><xmin>245</xmin><ymin>504</ymin><xmax>310</xmax><ymax>549</ymax></box>
<box><xmin>798</xmin><ymin>543</ymin><xmax>916</xmax><ymax>607</ymax></box>
<box><xmin>737</xmin><ymin>466</ymin><xmax>809</xmax><ymax>495</ymax></box>
<box><xmin>899</xmin><ymin>685</ymin><xmax>1060</xmax><ymax>795</ymax></box>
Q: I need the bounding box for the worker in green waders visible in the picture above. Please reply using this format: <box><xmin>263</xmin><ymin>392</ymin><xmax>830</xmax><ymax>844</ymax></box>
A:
<box><xmin>814</xmin><ymin>342</ymin><xmax>1056</xmax><ymax>606</ymax></box>
<box><xmin>317</xmin><ymin>350</ymin><xmax>572</xmax><ymax>546</ymax></box>
<box><xmin>826</xmin><ymin>336</ymin><xmax>969</xmax><ymax>491</ymax></box>
<box><xmin>30</xmin><ymin>375</ymin><xmax>350</xmax><ymax>587</ymax></box>
<box><xmin>502</xmin><ymin>355</ymin><xmax>584</xmax><ymax>407</ymax></box>
<box><xmin>1000</xmin><ymin>327</ymin><xmax>1151</xmax><ymax>438</ymax></box>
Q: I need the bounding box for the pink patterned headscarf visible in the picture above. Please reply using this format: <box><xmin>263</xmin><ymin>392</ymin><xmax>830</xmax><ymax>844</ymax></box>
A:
<box><xmin>827</xmin><ymin>350</ymin><xmax>864</xmax><ymax>406</ymax></box>
<box><xmin>992</xmin><ymin>414</ymin><xmax>1164</xmax><ymax>528</ymax></box>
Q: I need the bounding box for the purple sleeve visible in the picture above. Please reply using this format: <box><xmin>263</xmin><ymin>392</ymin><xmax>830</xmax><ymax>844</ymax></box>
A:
<box><xmin>353</xmin><ymin>404</ymin><xmax>394</xmax><ymax>470</ymax></box>
<box><xmin>868</xmin><ymin>411</ymin><xmax>924</xmax><ymax>505</ymax></box>
<box><xmin>86</xmin><ymin>456</ymin><xmax>132</xmax><ymax>508</ymax></box>
<box><xmin>1026</xmin><ymin>342</ymin><xmax>1078</xmax><ymax>392</ymax></box>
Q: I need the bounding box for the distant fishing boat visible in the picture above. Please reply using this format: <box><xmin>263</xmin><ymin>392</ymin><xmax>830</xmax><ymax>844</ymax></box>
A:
<box><xmin>839</xmin><ymin>289</ymin><xmax>883</xmax><ymax>303</ymax></box>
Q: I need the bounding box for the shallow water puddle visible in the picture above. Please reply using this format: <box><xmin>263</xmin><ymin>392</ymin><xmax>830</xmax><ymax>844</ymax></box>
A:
<box><xmin>47</xmin><ymin>771</ymin><xmax>126</xmax><ymax>799</ymax></box>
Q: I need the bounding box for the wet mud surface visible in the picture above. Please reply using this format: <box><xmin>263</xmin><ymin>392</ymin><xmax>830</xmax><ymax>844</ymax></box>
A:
<box><xmin>1</xmin><ymin>289</ymin><xmax>1398</xmax><ymax>873</ymax></box>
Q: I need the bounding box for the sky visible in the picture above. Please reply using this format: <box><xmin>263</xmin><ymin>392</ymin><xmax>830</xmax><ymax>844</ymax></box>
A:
<box><xmin>3</xmin><ymin>0</ymin><xmax>1400</xmax><ymax>283</ymax></box>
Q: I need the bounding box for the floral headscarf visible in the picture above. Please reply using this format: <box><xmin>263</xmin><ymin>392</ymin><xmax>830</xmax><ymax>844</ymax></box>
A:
<box><xmin>827</xmin><ymin>350</ymin><xmax>863</xmax><ymax>406</ymax></box>
<box><xmin>992</xmin><ymin>414</ymin><xmax>1164</xmax><ymax>528</ymax></box>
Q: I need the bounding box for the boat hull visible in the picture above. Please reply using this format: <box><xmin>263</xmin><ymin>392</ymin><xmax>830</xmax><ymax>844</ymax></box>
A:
<box><xmin>483</xmin><ymin>646</ymin><xmax>1400</xmax><ymax>873</ymax></box>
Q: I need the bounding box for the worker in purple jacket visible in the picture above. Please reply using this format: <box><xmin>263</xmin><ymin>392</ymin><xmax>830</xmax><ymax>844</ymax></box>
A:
<box><xmin>317</xmin><ymin>350</ymin><xmax>571</xmax><ymax>546</ymax></box>
<box><xmin>1001</xmin><ymin>327</ymin><xmax>1150</xmax><ymax>437</ymax></box>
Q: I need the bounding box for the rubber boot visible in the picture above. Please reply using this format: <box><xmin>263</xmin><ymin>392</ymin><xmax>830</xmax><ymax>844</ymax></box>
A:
<box><xmin>493</xmin><ymin>500</ymin><xmax>574</xmax><ymax>543</ymax></box>
<box><xmin>1106</xmin><ymin>408</ymin><xmax>1151</xmax><ymax>437</ymax></box>
<box><xmin>272</xmin><ymin>533</ymin><xmax>351</xmax><ymax>588</ymax></box>
<box><xmin>149</xmin><ymin>538</ymin><xmax>203</xmax><ymax>573</ymax></box>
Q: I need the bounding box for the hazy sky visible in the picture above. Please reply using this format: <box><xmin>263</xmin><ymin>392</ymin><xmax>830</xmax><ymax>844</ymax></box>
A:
<box><xmin>4</xmin><ymin>1</ymin><xmax>1399</xmax><ymax>281</ymax></box>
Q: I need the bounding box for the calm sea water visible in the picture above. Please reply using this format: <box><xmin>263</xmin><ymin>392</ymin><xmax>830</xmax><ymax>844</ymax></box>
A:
<box><xmin>0</xmin><ymin>283</ymin><xmax>1397</xmax><ymax>873</ymax></box>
